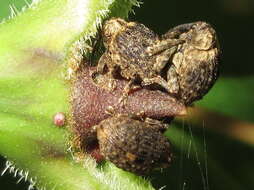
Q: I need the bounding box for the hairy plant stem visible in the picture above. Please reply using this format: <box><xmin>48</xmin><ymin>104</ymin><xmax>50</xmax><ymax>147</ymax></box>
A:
<box><xmin>0</xmin><ymin>0</ymin><xmax>158</xmax><ymax>190</ymax></box>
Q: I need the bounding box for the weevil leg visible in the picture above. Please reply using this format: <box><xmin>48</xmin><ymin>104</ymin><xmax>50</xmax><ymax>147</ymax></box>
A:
<box><xmin>162</xmin><ymin>22</ymin><xmax>196</xmax><ymax>39</ymax></box>
<box><xmin>117</xmin><ymin>76</ymin><xmax>142</xmax><ymax>107</ymax></box>
<box><xmin>96</xmin><ymin>53</ymin><xmax>110</xmax><ymax>74</ymax></box>
<box><xmin>146</xmin><ymin>39</ymin><xmax>184</xmax><ymax>56</ymax></box>
<box><xmin>147</xmin><ymin>22</ymin><xmax>198</xmax><ymax>56</ymax></box>
<box><xmin>93</xmin><ymin>53</ymin><xmax>118</xmax><ymax>91</ymax></box>
<box><xmin>153</xmin><ymin>47</ymin><xmax>178</xmax><ymax>73</ymax></box>
<box><xmin>142</xmin><ymin>75</ymin><xmax>171</xmax><ymax>92</ymax></box>
<box><xmin>167</xmin><ymin>64</ymin><xmax>180</xmax><ymax>94</ymax></box>
<box><xmin>117</xmin><ymin>79</ymin><xmax>136</xmax><ymax>106</ymax></box>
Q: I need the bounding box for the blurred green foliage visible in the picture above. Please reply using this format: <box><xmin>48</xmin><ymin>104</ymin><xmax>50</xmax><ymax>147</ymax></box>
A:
<box><xmin>1</xmin><ymin>0</ymin><xmax>254</xmax><ymax>190</ymax></box>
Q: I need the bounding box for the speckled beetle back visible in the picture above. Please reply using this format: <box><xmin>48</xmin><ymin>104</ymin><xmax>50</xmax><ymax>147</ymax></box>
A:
<box><xmin>96</xmin><ymin>115</ymin><xmax>172</xmax><ymax>175</ymax></box>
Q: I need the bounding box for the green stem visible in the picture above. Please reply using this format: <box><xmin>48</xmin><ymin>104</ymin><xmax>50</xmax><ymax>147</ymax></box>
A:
<box><xmin>0</xmin><ymin>0</ymin><xmax>155</xmax><ymax>190</ymax></box>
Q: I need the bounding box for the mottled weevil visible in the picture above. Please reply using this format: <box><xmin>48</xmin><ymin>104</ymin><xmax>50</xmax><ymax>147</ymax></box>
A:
<box><xmin>94</xmin><ymin>114</ymin><xmax>172</xmax><ymax>175</ymax></box>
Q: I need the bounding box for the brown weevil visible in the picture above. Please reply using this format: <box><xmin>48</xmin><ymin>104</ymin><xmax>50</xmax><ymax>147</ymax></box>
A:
<box><xmin>161</xmin><ymin>21</ymin><xmax>220</xmax><ymax>105</ymax></box>
<box><xmin>96</xmin><ymin>18</ymin><xmax>183</xmax><ymax>93</ymax></box>
<box><xmin>94</xmin><ymin>114</ymin><xmax>172</xmax><ymax>175</ymax></box>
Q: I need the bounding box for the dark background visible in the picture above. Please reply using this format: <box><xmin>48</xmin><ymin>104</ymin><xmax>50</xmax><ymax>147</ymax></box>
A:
<box><xmin>1</xmin><ymin>0</ymin><xmax>254</xmax><ymax>189</ymax></box>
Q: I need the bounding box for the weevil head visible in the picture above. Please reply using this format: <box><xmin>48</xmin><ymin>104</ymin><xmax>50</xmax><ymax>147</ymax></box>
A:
<box><xmin>102</xmin><ymin>18</ymin><xmax>128</xmax><ymax>47</ymax></box>
<box><xmin>188</xmin><ymin>22</ymin><xmax>218</xmax><ymax>51</ymax></box>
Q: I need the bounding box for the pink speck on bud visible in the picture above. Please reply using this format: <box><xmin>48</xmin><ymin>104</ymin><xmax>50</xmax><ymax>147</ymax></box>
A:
<box><xmin>53</xmin><ymin>112</ymin><xmax>65</xmax><ymax>127</ymax></box>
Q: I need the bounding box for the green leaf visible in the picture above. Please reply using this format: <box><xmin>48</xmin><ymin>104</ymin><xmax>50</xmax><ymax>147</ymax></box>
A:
<box><xmin>197</xmin><ymin>77</ymin><xmax>254</xmax><ymax>123</ymax></box>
